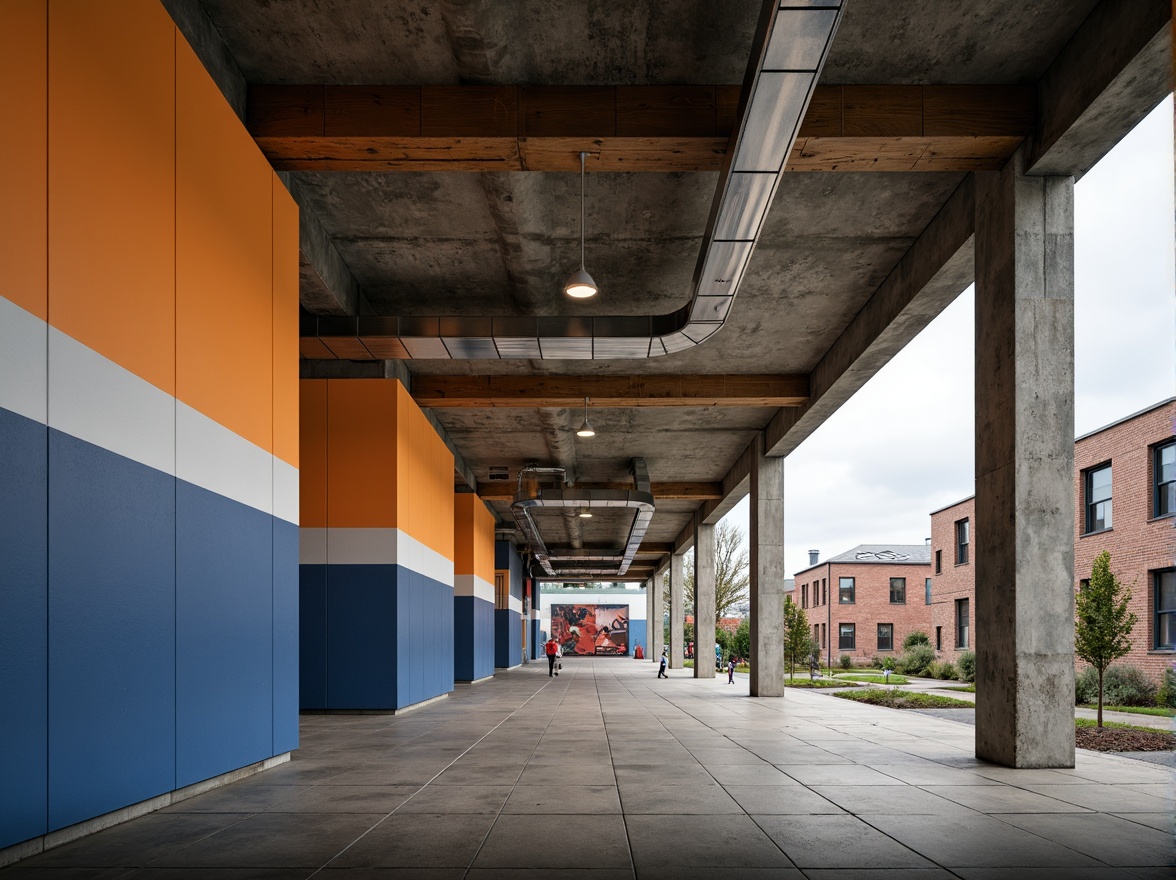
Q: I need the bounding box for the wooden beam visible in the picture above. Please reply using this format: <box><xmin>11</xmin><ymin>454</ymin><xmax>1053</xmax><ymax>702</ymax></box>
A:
<box><xmin>248</xmin><ymin>84</ymin><xmax>1035</xmax><ymax>172</ymax></box>
<box><xmin>475</xmin><ymin>482</ymin><xmax>722</xmax><ymax>501</ymax></box>
<box><xmin>412</xmin><ymin>374</ymin><xmax>809</xmax><ymax>408</ymax></box>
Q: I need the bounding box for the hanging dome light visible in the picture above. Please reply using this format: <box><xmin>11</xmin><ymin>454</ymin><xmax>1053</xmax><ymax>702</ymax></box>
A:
<box><xmin>578</xmin><ymin>508</ymin><xmax>593</xmax><ymax>518</ymax></box>
<box><xmin>575</xmin><ymin>396</ymin><xmax>595</xmax><ymax>437</ymax></box>
<box><xmin>564</xmin><ymin>151</ymin><xmax>598</xmax><ymax>298</ymax></box>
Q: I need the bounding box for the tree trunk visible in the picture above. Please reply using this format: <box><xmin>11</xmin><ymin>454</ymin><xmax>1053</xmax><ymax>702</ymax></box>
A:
<box><xmin>1097</xmin><ymin>666</ymin><xmax>1104</xmax><ymax>728</ymax></box>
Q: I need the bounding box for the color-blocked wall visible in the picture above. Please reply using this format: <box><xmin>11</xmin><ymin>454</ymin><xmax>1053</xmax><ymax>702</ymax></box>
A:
<box><xmin>0</xmin><ymin>0</ymin><xmax>299</xmax><ymax>850</ymax></box>
<box><xmin>300</xmin><ymin>380</ymin><xmax>456</xmax><ymax>709</ymax></box>
<box><xmin>454</xmin><ymin>494</ymin><xmax>497</xmax><ymax>681</ymax></box>
<box><xmin>494</xmin><ymin>541</ymin><xmax>525</xmax><ymax>668</ymax></box>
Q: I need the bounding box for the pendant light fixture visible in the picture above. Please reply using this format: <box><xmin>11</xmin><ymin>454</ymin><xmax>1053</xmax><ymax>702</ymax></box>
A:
<box><xmin>578</xmin><ymin>508</ymin><xmax>593</xmax><ymax>519</ymax></box>
<box><xmin>564</xmin><ymin>151</ymin><xmax>598</xmax><ymax>298</ymax></box>
<box><xmin>575</xmin><ymin>396</ymin><xmax>595</xmax><ymax>438</ymax></box>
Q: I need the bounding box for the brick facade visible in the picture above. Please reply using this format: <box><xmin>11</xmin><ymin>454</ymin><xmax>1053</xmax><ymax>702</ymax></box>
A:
<box><xmin>795</xmin><ymin>546</ymin><xmax>932</xmax><ymax>665</ymax></box>
<box><xmin>929</xmin><ymin>496</ymin><xmax>977</xmax><ymax>662</ymax></box>
<box><xmin>1074</xmin><ymin>399</ymin><xmax>1175</xmax><ymax>681</ymax></box>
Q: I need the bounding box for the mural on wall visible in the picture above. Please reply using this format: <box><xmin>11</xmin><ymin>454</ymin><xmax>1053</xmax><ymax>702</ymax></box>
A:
<box><xmin>551</xmin><ymin>604</ymin><xmax>629</xmax><ymax>655</ymax></box>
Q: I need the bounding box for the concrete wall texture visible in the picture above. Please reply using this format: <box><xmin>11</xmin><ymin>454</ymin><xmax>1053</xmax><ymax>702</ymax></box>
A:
<box><xmin>0</xmin><ymin>0</ymin><xmax>299</xmax><ymax>850</ymax></box>
<box><xmin>298</xmin><ymin>380</ymin><xmax>455</xmax><ymax>710</ymax></box>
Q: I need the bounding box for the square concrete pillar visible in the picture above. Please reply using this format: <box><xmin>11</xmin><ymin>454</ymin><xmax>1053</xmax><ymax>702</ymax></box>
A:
<box><xmin>974</xmin><ymin>146</ymin><xmax>1076</xmax><ymax>768</ymax></box>
<box><xmin>694</xmin><ymin>519</ymin><xmax>716</xmax><ymax>679</ymax></box>
<box><xmin>669</xmin><ymin>552</ymin><xmax>685</xmax><ymax>669</ymax></box>
<box><xmin>749</xmin><ymin>435</ymin><xmax>786</xmax><ymax>697</ymax></box>
<box><xmin>648</xmin><ymin>575</ymin><xmax>664</xmax><ymax>663</ymax></box>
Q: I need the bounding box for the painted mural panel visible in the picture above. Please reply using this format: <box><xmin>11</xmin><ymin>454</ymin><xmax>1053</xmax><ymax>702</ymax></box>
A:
<box><xmin>551</xmin><ymin>604</ymin><xmax>629</xmax><ymax>655</ymax></box>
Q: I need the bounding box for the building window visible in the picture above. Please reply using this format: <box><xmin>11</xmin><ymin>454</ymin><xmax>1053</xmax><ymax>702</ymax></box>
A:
<box><xmin>839</xmin><ymin>623</ymin><xmax>855</xmax><ymax>650</ymax></box>
<box><xmin>925</xmin><ymin>578</ymin><xmax>932</xmax><ymax>605</ymax></box>
<box><xmin>821</xmin><ymin>623</ymin><xmax>826</xmax><ymax>647</ymax></box>
<box><xmin>801</xmin><ymin>584</ymin><xmax>808</xmax><ymax>608</ymax></box>
<box><xmin>877</xmin><ymin>623</ymin><xmax>893</xmax><ymax>651</ymax></box>
<box><xmin>955</xmin><ymin>519</ymin><xmax>969</xmax><ymax>565</ymax></box>
<box><xmin>935</xmin><ymin>626</ymin><xmax>942</xmax><ymax>650</ymax></box>
<box><xmin>1084</xmin><ymin>462</ymin><xmax>1112</xmax><ymax>533</ymax></box>
<box><xmin>956</xmin><ymin>598</ymin><xmax>969</xmax><ymax>648</ymax></box>
<box><xmin>1078</xmin><ymin>579</ymin><xmax>1089</xmax><ymax>593</ymax></box>
<box><xmin>839</xmin><ymin>577</ymin><xmax>855</xmax><ymax>604</ymax></box>
<box><xmin>935</xmin><ymin>549</ymin><xmax>942</xmax><ymax>574</ymax></box>
<box><xmin>822</xmin><ymin>578</ymin><xmax>827</xmax><ymax>605</ymax></box>
<box><xmin>1155</xmin><ymin>569</ymin><xmax>1176</xmax><ymax>650</ymax></box>
<box><xmin>890</xmin><ymin>577</ymin><xmax>906</xmax><ymax>604</ymax></box>
<box><xmin>813</xmin><ymin>623</ymin><xmax>819</xmax><ymax>644</ymax></box>
<box><xmin>1155</xmin><ymin>441</ymin><xmax>1175</xmax><ymax>518</ymax></box>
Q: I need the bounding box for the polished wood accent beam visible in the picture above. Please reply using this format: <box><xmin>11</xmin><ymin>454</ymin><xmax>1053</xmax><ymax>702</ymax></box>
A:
<box><xmin>248</xmin><ymin>84</ymin><xmax>1034</xmax><ymax>172</ymax></box>
<box><xmin>475</xmin><ymin>482</ymin><xmax>722</xmax><ymax>501</ymax></box>
<box><xmin>413</xmin><ymin>374</ymin><xmax>809</xmax><ymax>408</ymax></box>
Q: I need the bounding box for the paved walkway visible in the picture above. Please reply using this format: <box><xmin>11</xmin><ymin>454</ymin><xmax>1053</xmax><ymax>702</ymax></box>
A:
<box><xmin>5</xmin><ymin>659</ymin><xmax>1173</xmax><ymax>878</ymax></box>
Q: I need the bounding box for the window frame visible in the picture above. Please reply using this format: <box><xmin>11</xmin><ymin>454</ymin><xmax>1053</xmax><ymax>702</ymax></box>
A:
<box><xmin>955</xmin><ymin>597</ymin><xmax>970</xmax><ymax>648</ymax></box>
<box><xmin>1154</xmin><ymin>440</ymin><xmax>1175</xmax><ymax>519</ymax></box>
<box><xmin>1154</xmin><ymin>568</ymin><xmax>1176</xmax><ymax>651</ymax></box>
<box><xmin>877</xmin><ymin>623</ymin><xmax>893</xmax><ymax>651</ymax></box>
<box><xmin>889</xmin><ymin>577</ymin><xmax>906</xmax><ymax>604</ymax></box>
<box><xmin>838</xmin><ymin>623</ymin><xmax>856</xmax><ymax>650</ymax></box>
<box><xmin>924</xmin><ymin>577</ymin><xmax>932</xmax><ymax>605</ymax></box>
<box><xmin>935</xmin><ymin>626</ymin><xmax>942</xmax><ymax>651</ymax></box>
<box><xmin>935</xmin><ymin>549</ymin><xmax>942</xmax><ymax>574</ymax></box>
<box><xmin>838</xmin><ymin>576</ymin><xmax>855</xmax><ymax>604</ymax></box>
<box><xmin>955</xmin><ymin>519</ymin><xmax>969</xmax><ymax>565</ymax></box>
<box><xmin>1083</xmin><ymin>461</ymin><xmax>1112</xmax><ymax>534</ymax></box>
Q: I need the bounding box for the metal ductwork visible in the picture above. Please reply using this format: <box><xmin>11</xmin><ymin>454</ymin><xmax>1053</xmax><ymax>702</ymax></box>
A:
<box><xmin>299</xmin><ymin>1</ymin><xmax>844</xmax><ymax>362</ymax></box>
<box><xmin>512</xmin><ymin>460</ymin><xmax>654</xmax><ymax>579</ymax></box>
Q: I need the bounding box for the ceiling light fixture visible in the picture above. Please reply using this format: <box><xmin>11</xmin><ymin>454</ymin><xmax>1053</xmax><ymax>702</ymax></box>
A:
<box><xmin>579</xmin><ymin>509</ymin><xmax>593</xmax><ymax>519</ymax></box>
<box><xmin>576</xmin><ymin>396</ymin><xmax>595</xmax><ymax>438</ymax></box>
<box><xmin>563</xmin><ymin>151</ymin><xmax>598</xmax><ymax>299</ymax></box>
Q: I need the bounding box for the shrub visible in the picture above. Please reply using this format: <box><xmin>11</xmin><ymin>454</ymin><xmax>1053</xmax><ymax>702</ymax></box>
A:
<box><xmin>903</xmin><ymin>630</ymin><xmax>931</xmax><ymax>650</ymax></box>
<box><xmin>1102</xmin><ymin>664</ymin><xmax>1157</xmax><ymax>707</ymax></box>
<box><xmin>1157</xmin><ymin>667</ymin><xmax>1176</xmax><ymax>709</ymax></box>
<box><xmin>956</xmin><ymin>650</ymin><xmax>976</xmax><ymax>682</ymax></box>
<box><xmin>1075</xmin><ymin>666</ymin><xmax>1099</xmax><ymax>705</ymax></box>
<box><xmin>870</xmin><ymin>656</ymin><xmax>883</xmax><ymax>669</ymax></box>
<box><xmin>938</xmin><ymin>661</ymin><xmax>958</xmax><ymax>680</ymax></box>
<box><xmin>896</xmin><ymin>644</ymin><xmax>935</xmax><ymax>676</ymax></box>
<box><xmin>839</xmin><ymin>653</ymin><xmax>854</xmax><ymax>670</ymax></box>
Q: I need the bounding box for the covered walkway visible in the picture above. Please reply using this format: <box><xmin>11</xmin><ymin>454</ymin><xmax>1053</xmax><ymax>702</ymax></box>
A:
<box><xmin>8</xmin><ymin>659</ymin><xmax>1172</xmax><ymax>878</ymax></box>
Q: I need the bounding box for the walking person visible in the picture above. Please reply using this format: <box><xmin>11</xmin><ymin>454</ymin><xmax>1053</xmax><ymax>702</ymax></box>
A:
<box><xmin>727</xmin><ymin>656</ymin><xmax>736</xmax><ymax>684</ymax></box>
<box><xmin>545</xmin><ymin>636</ymin><xmax>559</xmax><ymax>677</ymax></box>
<box><xmin>658</xmin><ymin>647</ymin><xmax>668</xmax><ymax>679</ymax></box>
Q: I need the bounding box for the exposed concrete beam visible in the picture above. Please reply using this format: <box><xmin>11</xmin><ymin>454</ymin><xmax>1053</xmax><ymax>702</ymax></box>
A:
<box><xmin>247</xmin><ymin>84</ymin><xmax>1034</xmax><ymax>173</ymax></box>
<box><xmin>162</xmin><ymin>0</ymin><xmax>246</xmax><ymax>121</ymax></box>
<box><xmin>1029</xmin><ymin>0</ymin><xmax>1172</xmax><ymax>178</ymax></box>
<box><xmin>411</xmin><ymin>375</ymin><xmax>809</xmax><ymax>408</ymax></box>
<box><xmin>477</xmin><ymin>482</ymin><xmax>721</xmax><ymax>501</ymax></box>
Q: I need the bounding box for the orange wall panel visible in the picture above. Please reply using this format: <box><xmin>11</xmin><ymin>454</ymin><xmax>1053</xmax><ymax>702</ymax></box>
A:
<box><xmin>48</xmin><ymin>0</ymin><xmax>175</xmax><ymax>393</ymax></box>
<box><xmin>299</xmin><ymin>380</ymin><xmax>328</xmax><ymax>528</ymax></box>
<box><xmin>176</xmin><ymin>36</ymin><xmax>272</xmax><ymax>451</ymax></box>
<box><xmin>472</xmin><ymin>496</ymin><xmax>496</xmax><ymax>584</ymax></box>
<box><xmin>326</xmin><ymin>380</ymin><xmax>398</xmax><ymax>529</ymax></box>
<box><xmin>0</xmin><ymin>0</ymin><xmax>47</xmax><ymax>319</ymax></box>
<box><xmin>396</xmin><ymin>384</ymin><xmax>454</xmax><ymax>561</ymax></box>
<box><xmin>454</xmin><ymin>494</ymin><xmax>476</xmax><ymax>576</ymax></box>
<box><xmin>272</xmin><ymin>176</ymin><xmax>299</xmax><ymax>469</ymax></box>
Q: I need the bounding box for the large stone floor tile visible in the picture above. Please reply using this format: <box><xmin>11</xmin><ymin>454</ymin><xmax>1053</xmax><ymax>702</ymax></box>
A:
<box><xmin>503</xmin><ymin>784</ymin><xmax>622</xmax><ymax>814</ymax></box>
<box><xmin>724</xmin><ymin>785</ymin><xmax>845</xmax><ymax>815</ymax></box>
<box><xmin>781</xmin><ymin>764</ymin><xmax>906</xmax><ymax>786</ymax></box>
<box><xmin>472</xmin><ymin>815</ymin><xmax>630</xmax><ymax>869</ymax></box>
<box><xmin>122</xmin><ymin>869</ymin><xmax>317</xmax><ymax>879</ymax></box>
<box><xmin>753</xmin><ymin>815</ymin><xmax>933</xmax><ymax>869</ymax></box>
<box><xmin>29</xmin><ymin>814</ymin><xmax>253</xmax><ymax>868</ymax></box>
<box><xmin>516</xmin><ymin>763</ymin><xmax>614</xmax><ymax>786</ymax></box>
<box><xmin>394</xmin><ymin>784</ymin><xmax>512</xmax><ymax>813</ymax></box>
<box><xmin>162</xmin><ymin>784</ymin><xmax>310</xmax><ymax>813</ymax></box>
<box><xmin>260</xmin><ymin>784</ymin><xmax>417</xmax><ymax>814</ymax></box>
<box><xmin>922</xmin><ymin>784</ymin><xmax>1093</xmax><ymax>813</ymax></box>
<box><xmin>812</xmin><ymin>785</ymin><xmax>980</xmax><ymax>816</ymax></box>
<box><xmin>951</xmin><ymin>869</ymin><xmax>1143</xmax><ymax>880</ymax></box>
<box><xmin>618</xmin><ymin>779</ymin><xmax>743</xmax><ymax>814</ymax></box>
<box><xmin>466</xmin><ymin>870</ymin><xmax>634</xmax><ymax>880</ymax></box>
<box><xmin>685</xmin><ymin>748</ymin><xmax>767</xmax><ymax>765</ymax></box>
<box><xmin>869</xmin><ymin>764</ymin><xmax>1003</xmax><ymax>786</ymax></box>
<box><xmin>705</xmin><ymin>763</ymin><xmax>799</xmax><ymax>786</ymax></box>
<box><xmin>626</xmin><ymin>815</ymin><xmax>794</xmax><ymax>869</ymax></box>
<box><xmin>330</xmin><ymin>813</ymin><xmax>496</xmax><ymax>867</ymax></box>
<box><xmin>1015</xmin><ymin>783</ymin><xmax>1174</xmax><ymax>813</ymax></box>
<box><xmin>997</xmin><ymin>812</ymin><xmax>1176</xmax><ymax>866</ymax></box>
<box><xmin>803</xmin><ymin>871</ymin><xmax>958</xmax><ymax>880</ymax></box>
<box><xmin>1109</xmin><ymin>812</ymin><xmax>1174</xmax><ymax>833</ymax></box>
<box><xmin>431</xmin><ymin>763</ymin><xmax>524</xmax><ymax>786</ymax></box>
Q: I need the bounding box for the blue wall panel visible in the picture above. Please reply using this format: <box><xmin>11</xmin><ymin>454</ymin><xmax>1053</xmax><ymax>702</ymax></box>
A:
<box><xmin>272</xmin><ymin>520</ymin><xmax>299</xmax><ymax>753</ymax></box>
<box><xmin>47</xmin><ymin>431</ymin><xmax>176</xmax><ymax>832</ymax></box>
<box><xmin>495</xmin><ymin>609</ymin><xmax>521</xmax><ymax>669</ymax></box>
<box><xmin>0</xmin><ymin>408</ymin><xmax>48</xmax><ymax>848</ymax></box>
<box><xmin>176</xmin><ymin>482</ymin><xmax>273</xmax><ymax>788</ymax></box>
<box><xmin>298</xmin><ymin>564</ymin><xmax>327</xmax><ymax>710</ymax></box>
<box><xmin>396</xmin><ymin>568</ymin><xmax>453</xmax><ymax>708</ymax></box>
<box><xmin>630</xmin><ymin>620</ymin><xmax>647</xmax><ymax>657</ymax></box>
<box><xmin>325</xmin><ymin>564</ymin><xmax>397</xmax><ymax>709</ymax></box>
<box><xmin>454</xmin><ymin>595</ymin><xmax>495</xmax><ymax>681</ymax></box>
<box><xmin>529</xmin><ymin>619</ymin><xmax>542</xmax><ymax>661</ymax></box>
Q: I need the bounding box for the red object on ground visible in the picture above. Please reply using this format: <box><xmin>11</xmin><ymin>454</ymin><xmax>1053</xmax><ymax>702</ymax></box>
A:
<box><xmin>634</xmin><ymin>645</ymin><xmax>644</xmax><ymax>659</ymax></box>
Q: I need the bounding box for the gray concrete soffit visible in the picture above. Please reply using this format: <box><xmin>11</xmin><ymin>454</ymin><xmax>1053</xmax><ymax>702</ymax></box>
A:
<box><xmin>1030</xmin><ymin>0</ymin><xmax>1172</xmax><ymax>179</ymax></box>
<box><xmin>162</xmin><ymin>0</ymin><xmax>246</xmax><ymax>121</ymax></box>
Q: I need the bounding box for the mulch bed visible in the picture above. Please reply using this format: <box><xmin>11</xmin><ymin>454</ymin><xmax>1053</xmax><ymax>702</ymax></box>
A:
<box><xmin>1076</xmin><ymin>727</ymin><xmax>1176</xmax><ymax>752</ymax></box>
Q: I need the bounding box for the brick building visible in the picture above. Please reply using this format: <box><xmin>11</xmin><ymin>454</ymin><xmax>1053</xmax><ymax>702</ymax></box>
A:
<box><xmin>929</xmin><ymin>496</ymin><xmax>976</xmax><ymax>662</ymax></box>
<box><xmin>1074</xmin><ymin>398</ymin><xmax>1175</xmax><ymax>680</ymax></box>
<box><xmin>795</xmin><ymin>545</ymin><xmax>932</xmax><ymax>666</ymax></box>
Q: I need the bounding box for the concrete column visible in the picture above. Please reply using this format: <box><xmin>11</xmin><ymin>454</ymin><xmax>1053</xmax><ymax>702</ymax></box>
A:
<box><xmin>694</xmin><ymin>518</ymin><xmax>716</xmax><ymax>679</ymax></box>
<box><xmin>669</xmin><ymin>552</ymin><xmax>685</xmax><ymax>669</ymax></box>
<box><xmin>649</xmin><ymin>575</ymin><xmax>664</xmax><ymax>664</ymax></box>
<box><xmin>974</xmin><ymin>145</ymin><xmax>1075</xmax><ymax>768</ymax></box>
<box><xmin>749</xmin><ymin>435</ymin><xmax>786</xmax><ymax>696</ymax></box>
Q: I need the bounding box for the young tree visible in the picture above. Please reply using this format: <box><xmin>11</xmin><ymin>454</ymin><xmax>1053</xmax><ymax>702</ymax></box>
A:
<box><xmin>782</xmin><ymin>597</ymin><xmax>810</xmax><ymax>679</ymax></box>
<box><xmin>732</xmin><ymin>618</ymin><xmax>751</xmax><ymax>662</ymax></box>
<box><xmin>660</xmin><ymin>521</ymin><xmax>750</xmax><ymax>621</ymax></box>
<box><xmin>1075</xmin><ymin>551</ymin><xmax>1138</xmax><ymax>727</ymax></box>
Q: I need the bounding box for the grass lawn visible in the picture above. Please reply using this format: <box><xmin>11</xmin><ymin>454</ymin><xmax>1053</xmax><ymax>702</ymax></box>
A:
<box><xmin>940</xmin><ymin>684</ymin><xmax>976</xmax><ymax>692</ymax></box>
<box><xmin>1074</xmin><ymin>717</ymin><xmax>1169</xmax><ymax>732</ymax></box>
<box><xmin>786</xmin><ymin>678</ymin><xmax>857</xmax><ymax>689</ymax></box>
<box><xmin>1077</xmin><ymin>704</ymin><xmax>1174</xmax><ymax>718</ymax></box>
<box><xmin>833</xmin><ymin>673</ymin><xmax>910</xmax><ymax>684</ymax></box>
<box><xmin>833</xmin><ymin>689</ymin><xmax>972</xmax><ymax>708</ymax></box>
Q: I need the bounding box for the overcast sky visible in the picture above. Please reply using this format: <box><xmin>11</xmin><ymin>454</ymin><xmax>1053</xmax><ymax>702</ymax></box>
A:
<box><xmin>722</xmin><ymin>95</ymin><xmax>1175</xmax><ymax>579</ymax></box>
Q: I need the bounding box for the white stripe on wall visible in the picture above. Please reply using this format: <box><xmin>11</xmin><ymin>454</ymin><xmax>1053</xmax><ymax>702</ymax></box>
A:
<box><xmin>454</xmin><ymin>574</ymin><xmax>494</xmax><ymax>603</ymax></box>
<box><xmin>273</xmin><ymin>459</ymin><xmax>299</xmax><ymax>526</ymax></box>
<box><xmin>48</xmin><ymin>325</ymin><xmax>176</xmax><ymax>477</ymax></box>
<box><xmin>177</xmin><ymin>401</ymin><xmax>272</xmax><ymax>516</ymax></box>
<box><xmin>395</xmin><ymin>529</ymin><xmax>455</xmax><ymax>587</ymax></box>
<box><xmin>0</xmin><ymin>297</ymin><xmax>47</xmax><ymax>425</ymax></box>
<box><xmin>299</xmin><ymin>527</ymin><xmax>455</xmax><ymax>587</ymax></box>
<box><xmin>508</xmin><ymin>595</ymin><xmax>523</xmax><ymax>614</ymax></box>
